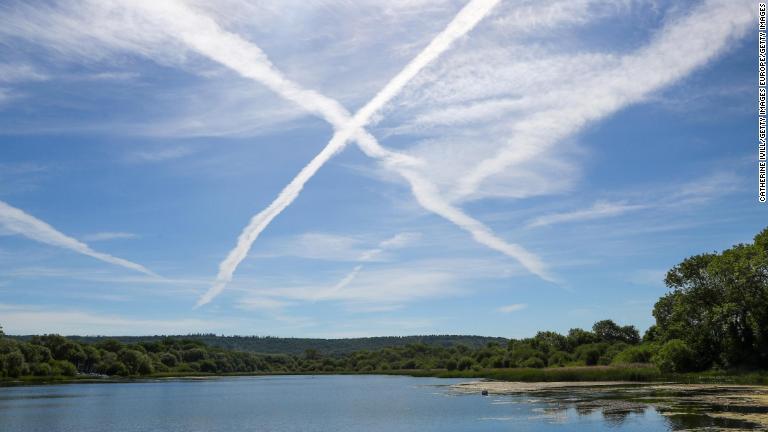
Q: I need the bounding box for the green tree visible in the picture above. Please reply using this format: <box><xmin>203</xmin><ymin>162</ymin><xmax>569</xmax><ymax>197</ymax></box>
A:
<box><xmin>612</xmin><ymin>345</ymin><xmax>656</xmax><ymax>364</ymax></box>
<box><xmin>547</xmin><ymin>351</ymin><xmax>573</xmax><ymax>367</ymax></box>
<box><xmin>521</xmin><ymin>357</ymin><xmax>545</xmax><ymax>368</ymax></box>
<box><xmin>574</xmin><ymin>343</ymin><xmax>607</xmax><ymax>366</ymax></box>
<box><xmin>532</xmin><ymin>331</ymin><xmax>570</xmax><ymax>354</ymax></box>
<box><xmin>1</xmin><ymin>351</ymin><xmax>27</xmax><ymax>377</ymax></box>
<box><xmin>160</xmin><ymin>353</ymin><xmax>178</xmax><ymax>367</ymax></box>
<box><xmin>653</xmin><ymin>339</ymin><xmax>695</xmax><ymax>373</ymax></box>
<box><xmin>119</xmin><ymin>349</ymin><xmax>154</xmax><ymax>375</ymax></box>
<box><xmin>567</xmin><ymin>328</ymin><xmax>598</xmax><ymax>347</ymax></box>
<box><xmin>592</xmin><ymin>320</ymin><xmax>640</xmax><ymax>345</ymax></box>
<box><xmin>652</xmin><ymin>227</ymin><xmax>768</xmax><ymax>368</ymax></box>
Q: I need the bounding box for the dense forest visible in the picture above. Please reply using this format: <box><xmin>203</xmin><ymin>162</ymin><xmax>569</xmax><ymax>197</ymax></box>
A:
<box><xmin>10</xmin><ymin>335</ymin><xmax>507</xmax><ymax>356</ymax></box>
<box><xmin>1</xmin><ymin>227</ymin><xmax>766</xmax><ymax>380</ymax></box>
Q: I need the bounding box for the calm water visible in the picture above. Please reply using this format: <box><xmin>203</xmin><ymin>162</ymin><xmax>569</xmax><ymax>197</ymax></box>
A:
<box><xmin>0</xmin><ymin>375</ymin><xmax>726</xmax><ymax>431</ymax></box>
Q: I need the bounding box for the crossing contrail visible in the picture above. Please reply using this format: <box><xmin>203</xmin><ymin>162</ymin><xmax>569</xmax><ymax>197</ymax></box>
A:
<box><xmin>129</xmin><ymin>0</ymin><xmax>552</xmax><ymax>307</ymax></box>
<box><xmin>0</xmin><ymin>200</ymin><xmax>156</xmax><ymax>276</ymax></box>
<box><xmin>122</xmin><ymin>0</ymin><xmax>552</xmax><ymax>307</ymax></box>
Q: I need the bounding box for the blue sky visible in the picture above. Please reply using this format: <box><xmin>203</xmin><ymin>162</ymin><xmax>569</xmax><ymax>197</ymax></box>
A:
<box><xmin>0</xmin><ymin>0</ymin><xmax>762</xmax><ymax>337</ymax></box>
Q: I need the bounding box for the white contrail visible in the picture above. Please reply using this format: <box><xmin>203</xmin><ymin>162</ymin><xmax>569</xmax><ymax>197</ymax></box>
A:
<box><xmin>456</xmin><ymin>0</ymin><xmax>753</xmax><ymax>197</ymax></box>
<box><xmin>321</xmin><ymin>264</ymin><xmax>363</xmax><ymax>300</ymax></box>
<box><xmin>150</xmin><ymin>0</ymin><xmax>549</xmax><ymax>307</ymax></box>
<box><xmin>317</xmin><ymin>232</ymin><xmax>420</xmax><ymax>300</ymax></box>
<box><xmin>0</xmin><ymin>200</ymin><xmax>156</xmax><ymax>276</ymax></box>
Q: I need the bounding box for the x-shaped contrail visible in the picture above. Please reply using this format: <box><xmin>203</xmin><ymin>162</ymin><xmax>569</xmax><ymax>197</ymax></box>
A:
<box><xmin>125</xmin><ymin>0</ymin><xmax>553</xmax><ymax>307</ymax></box>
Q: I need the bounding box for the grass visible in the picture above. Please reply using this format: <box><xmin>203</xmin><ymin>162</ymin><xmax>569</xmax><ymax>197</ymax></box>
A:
<box><xmin>671</xmin><ymin>370</ymin><xmax>768</xmax><ymax>385</ymax></box>
<box><xmin>403</xmin><ymin>365</ymin><xmax>663</xmax><ymax>382</ymax></box>
<box><xmin>4</xmin><ymin>366</ymin><xmax>768</xmax><ymax>386</ymax></box>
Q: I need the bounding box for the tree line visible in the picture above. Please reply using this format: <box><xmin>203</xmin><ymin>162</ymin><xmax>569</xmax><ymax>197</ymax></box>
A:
<box><xmin>1</xmin><ymin>226</ymin><xmax>765</xmax><ymax>379</ymax></box>
<box><xmin>43</xmin><ymin>334</ymin><xmax>507</xmax><ymax>356</ymax></box>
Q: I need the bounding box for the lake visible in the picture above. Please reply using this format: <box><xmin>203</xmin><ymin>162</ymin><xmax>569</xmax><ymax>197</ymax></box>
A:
<box><xmin>0</xmin><ymin>375</ymin><xmax>757</xmax><ymax>431</ymax></box>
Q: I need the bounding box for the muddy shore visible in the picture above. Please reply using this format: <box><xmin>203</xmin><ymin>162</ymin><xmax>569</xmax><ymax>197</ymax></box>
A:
<box><xmin>452</xmin><ymin>381</ymin><xmax>768</xmax><ymax>430</ymax></box>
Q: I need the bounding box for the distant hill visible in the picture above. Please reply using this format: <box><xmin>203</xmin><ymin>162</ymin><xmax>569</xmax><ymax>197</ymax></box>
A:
<box><xmin>9</xmin><ymin>334</ymin><xmax>508</xmax><ymax>356</ymax></box>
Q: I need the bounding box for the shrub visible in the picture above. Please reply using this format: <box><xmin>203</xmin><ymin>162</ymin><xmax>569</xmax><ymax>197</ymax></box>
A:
<box><xmin>521</xmin><ymin>357</ymin><xmax>545</xmax><ymax>368</ymax></box>
<box><xmin>50</xmin><ymin>360</ymin><xmax>77</xmax><ymax>376</ymax></box>
<box><xmin>548</xmin><ymin>351</ymin><xmax>573</xmax><ymax>367</ymax></box>
<box><xmin>160</xmin><ymin>353</ymin><xmax>178</xmax><ymax>367</ymax></box>
<box><xmin>575</xmin><ymin>343</ymin><xmax>607</xmax><ymax>366</ymax></box>
<box><xmin>199</xmin><ymin>360</ymin><xmax>218</xmax><ymax>373</ymax></box>
<box><xmin>489</xmin><ymin>355</ymin><xmax>506</xmax><ymax>368</ymax></box>
<box><xmin>653</xmin><ymin>339</ymin><xmax>695</xmax><ymax>373</ymax></box>
<box><xmin>612</xmin><ymin>345</ymin><xmax>656</xmax><ymax>365</ymax></box>
<box><xmin>174</xmin><ymin>363</ymin><xmax>195</xmax><ymax>373</ymax></box>
<box><xmin>445</xmin><ymin>359</ymin><xmax>458</xmax><ymax>371</ymax></box>
<box><xmin>31</xmin><ymin>362</ymin><xmax>52</xmax><ymax>376</ymax></box>
<box><xmin>1</xmin><ymin>351</ymin><xmax>27</xmax><ymax>377</ymax></box>
<box><xmin>600</xmin><ymin>343</ymin><xmax>629</xmax><ymax>365</ymax></box>
<box><xmin>507</xmin><ymin>344</ymin><xmax>546</xmax><ymax>367</ymax></box>
<box><xmin>457</xmin><ymin>357</ymin><xmax>474</xmax><ymax>371</ymax></box>
<box><xmin>119</xmin><ymin>349</ymin><xmax>153</xmax><ymax>375</ymax></box>
<box><xmin>182</xmin><ymin>348</ymin><xmax>207</xmax><ymax>362</ymax></box>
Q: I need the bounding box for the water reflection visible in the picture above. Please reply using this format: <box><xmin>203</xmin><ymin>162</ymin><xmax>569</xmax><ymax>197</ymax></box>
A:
<box><xmin>0</xmin><ymin>377</ymin><xmax>765</xmax><ymax>431</ymax></box>
<box><xmin>474</xmin><ymin>383</ymin><xmax>767</xmax><ymax>431</ymax></box>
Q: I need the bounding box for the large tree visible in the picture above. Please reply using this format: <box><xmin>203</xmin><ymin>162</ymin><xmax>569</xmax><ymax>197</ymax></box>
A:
<box><xmin>652</xmin><ymin>227</ymin><xmax>768</xmax><ymax>369</ymax></box>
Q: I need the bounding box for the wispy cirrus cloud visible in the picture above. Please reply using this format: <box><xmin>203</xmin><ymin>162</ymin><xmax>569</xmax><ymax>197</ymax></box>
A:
<box><xmin>257</xmin><ymin>232</ymin><xmax>370</xmax><ymax>262</ymax></box>
<box><xmin>527</xmin><ymin>201</ymin><xmax>646</xmax><ymax>228</ymax></box>
<box><xmin>0</xmin><ymin>303</ymin><xmax>240</xmax><ymax>335</ymax></box>
<box><xmin>130</xmin><ymin>145</ymin><xmax>196</xmax><ymax>163</ymax></box>
<box><xmin>388</xmin><ymin>0</ymin><xmax>751</xmax><ymax>205</ymax></box>
<box><xmin>317</xmin><ymin>232</ymin><xmax>421</xmax><ymax>300</ymax></box>
<box><xmin>233</xmin><ymin>255</ymin><xmax>522</xmax><ymax>313</ymax></box>
<box><xmin>0</xmin><ymin>200</ymin><xmax>155</xmax><ymax>276</ymax></box>
<box><xmin>0</xmin><ymin>63</ymin><xmax>48</xmax><ymax>83</ymax></box>
<box><xmin>0</xmin><ymin>63</ymin><xmax>48</xmax><ymax>107</ymax></box>
<box><xmin>454</xmin><ymin>0</ymin><xmax>751</xmax><ymax>198</ymax></box>
<box><xmin>81</xmin><ymin>231</ymin><xmax>138</xmax><ymax>242</ymax></box>
<box><xmin>498</xmin><ymin>303</ymin><xmax>527</xmax><ymax>313</ymax></box>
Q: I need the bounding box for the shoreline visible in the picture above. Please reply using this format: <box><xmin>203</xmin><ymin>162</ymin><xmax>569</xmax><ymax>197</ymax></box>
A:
<box><xmin>3</xmin><ymin>366</ymin><xmax>768</xmax><ymax>387</ymax></box>
<box><xmin>450</xmin><ymin>379</ymin><xmax>768</xmax><ymax>429</ymax></box>
<box><xmin>6</xmin><ymin>374</ymin><xmax>767</xmax><ymax>429</ymax></box>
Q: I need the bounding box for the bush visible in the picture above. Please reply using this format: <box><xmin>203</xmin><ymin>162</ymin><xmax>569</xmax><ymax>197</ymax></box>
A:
<box><xmin>118</xmin><ymin>349</ymin><xmax>153</xmax><ymax>375</ymax></box>
<box><xmin>653</xmin><ymin>339</ymin><xmax>695</xmax><ymax>373</ymax></box>
<box><xmin>1</xmin><ymin>351</ymin><xmax>27</xmax><ymax>377</ymax></box>
<box><xmin>182</xmin><ymin>348</ymin><xmax>207</xmax><ymax>362</ymax></box>
<box><xmin>160</xmin><ymin>353</ymin><xmax>178</xmax><ymax>367</ymax></box>
<box><xmin>50</xmin><ymin>360</ymin><xmax>77</xmax><ymax>376</ymax></box>
<box><xmin>488</xmin><ymin>355</ymin><xmax>506</xmax><ymax>368</ymax></box>
<box><xmin>521</xmin><ymin>357</ymin><xmax>545</xmax><ymax>368</ymax></box>
<box><xmin>457</xmin><ymin>357</ymin><xmax>474</xmax><ymax>371</ymax></box>
<box><xmin>174</xmin><ymin>363</ymin><xmax>195</xmax><ymax>373</ymax></box>
<box><xmin>508</xmin><ymin>344</ymin><xmax>546</xmax><ymax>367</ymax></box>
<box><xmin>31</xmin><ymin>362</ymin><xmax>52</xmax><ymax>376</ymax></box>
<box><xmin>600</xmin><ymin>343</ymin><xmax>629</xmax><ymax>365</ymax></box>
<box><xmin>575</xmin><ymin>343</ymin><xmax>607</xmax><ymax>366</ymax></box>
<box><xmin>548</xmin><ymin>351</ymin><xmax>573</xmax><ymax>367</ymax></box>
<box><xmin>199</xmin><ymin>360</ymin><xmax>218</xmax><ymax>373</ymax></box>
<box><xmin>445</xmin><ymin>359</ymin><xmax>458</xmax><ymax>371</ymax></box>
<box><xmin>612</xmin><ymin>345</ymin><xmax>656</xmax><ymax>365</ymax></box>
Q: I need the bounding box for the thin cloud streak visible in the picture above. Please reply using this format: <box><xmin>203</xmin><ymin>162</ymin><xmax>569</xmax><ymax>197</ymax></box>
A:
<box><xmin>318</xmin><ymin>232</ymin><xmax>420</xmax><ymax>300</ymax></box>
<box><xmin>0</xmin><ymin>200</ymin><xmax>156</xmax><ymax>276</ymax></box>
<box><xmin>81</xmin><ymin>231</ymin><xmax>138</xmax><ymax>242</ymax></box>
<box><xmin>527</xmin><ymin>201</ymin><xmax>646</xmax><ymax>228</ymax></box>
<box><xmin>498</xmin><ymin>303</ymin><xmax>527</xmax><ymax>313</ymax></box>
